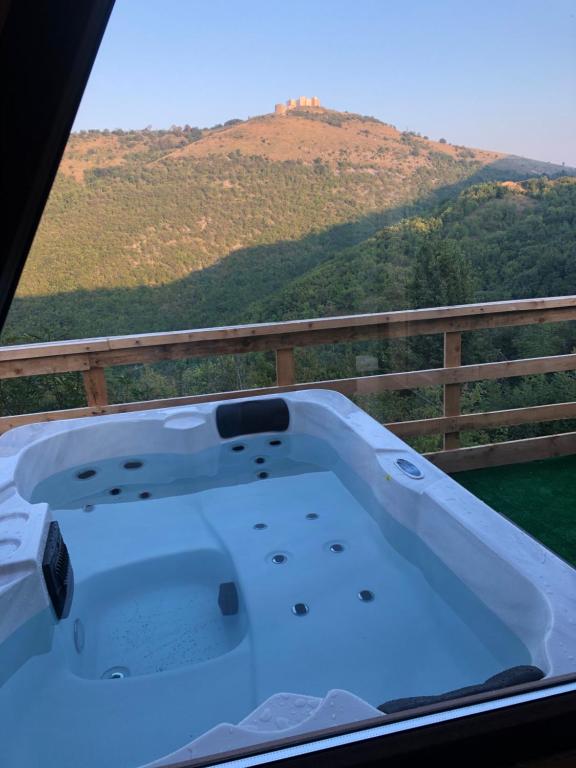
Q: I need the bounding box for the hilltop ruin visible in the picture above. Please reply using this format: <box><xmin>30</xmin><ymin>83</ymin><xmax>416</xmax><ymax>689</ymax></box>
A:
<box><xmin>275</xmin><ymin>96</ymin><xmax>321</xmax><ymax>114</ymax></box>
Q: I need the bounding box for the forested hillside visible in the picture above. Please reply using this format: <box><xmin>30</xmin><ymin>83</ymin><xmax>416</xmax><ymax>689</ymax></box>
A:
<box><xmin>250</xmin><ymin>177</ymin><xmax>576</xmax><ymax>321</ymax></box>
<box><xmin>5</xmin><ymin>108</ymin><xmax>570</xmax><ymax>340</ymax></box>
<box><xmin>1</xmin><ymin>109</ymin><xmax>575</xmax><ymax>443</ymax></box>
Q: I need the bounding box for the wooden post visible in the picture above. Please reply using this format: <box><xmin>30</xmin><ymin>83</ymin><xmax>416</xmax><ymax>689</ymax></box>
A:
<box><xmin>82</xmin><ymin>366</ymin><xmax>109</xmax><ymax>407</ymax></box>
<box><xmin>276</xmin><ymin>348</ymin><xmax>295</xmax><ymax>386</ymax></box>
<box><xmin>443</xmin><ymin>331</ymin><xmax>461</xmax><ymax>450</ymax></box>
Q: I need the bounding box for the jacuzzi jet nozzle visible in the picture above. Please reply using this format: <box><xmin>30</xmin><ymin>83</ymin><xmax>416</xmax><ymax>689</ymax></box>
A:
<box><xmin>101</xmin><ymin>666</ymin><xmax>130</xmax><ymax>680</ymax></box>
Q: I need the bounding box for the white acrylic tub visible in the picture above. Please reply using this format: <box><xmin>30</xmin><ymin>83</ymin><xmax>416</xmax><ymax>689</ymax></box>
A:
<box><xmin>0</xmin><ymin>390</ymin><xmax>574</xmax><ymax>768</ymax></box>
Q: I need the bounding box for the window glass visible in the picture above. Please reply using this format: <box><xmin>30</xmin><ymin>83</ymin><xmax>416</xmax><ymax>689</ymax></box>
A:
<box><xmin>1</xmin><ymin>2</ymin><xmax>575</xmax><ymax>767</ymax></box>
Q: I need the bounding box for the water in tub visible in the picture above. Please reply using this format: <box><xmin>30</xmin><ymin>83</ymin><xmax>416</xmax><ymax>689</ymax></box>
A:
<box><xmin>0</xmin><ymin>433</ymin><xmax>531</xmax><ymax>768</ymax></box>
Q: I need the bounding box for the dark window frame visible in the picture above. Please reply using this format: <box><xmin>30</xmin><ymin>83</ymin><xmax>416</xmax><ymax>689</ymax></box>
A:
<box><xmin>0</xmin><ymin>2</ymin><xmax>575</xmax><ymax>766</ymax></box>
<box><xmin>0</xmin><ymin>0</ymin><xmax>115</xmax><ymax>330</ymax></box>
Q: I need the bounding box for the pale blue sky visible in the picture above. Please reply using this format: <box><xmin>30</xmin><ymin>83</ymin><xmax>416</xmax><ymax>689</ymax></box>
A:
<box><xmin>75</xmin><ymin>0</ymin><xmax>576</xmax><ymax>165</ymax></box>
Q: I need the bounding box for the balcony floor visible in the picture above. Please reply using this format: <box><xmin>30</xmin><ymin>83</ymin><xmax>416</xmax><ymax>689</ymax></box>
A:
<box><xmin>454</xmin><ymin>454</ymin><xmax>576</xmax><ymax>567</ymax></box>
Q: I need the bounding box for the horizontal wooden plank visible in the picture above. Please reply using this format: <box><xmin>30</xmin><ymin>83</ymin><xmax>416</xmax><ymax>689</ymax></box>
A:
<box><xmin>1</xmin><ymin>295</ymin><xmax>575</xmax><ymax>363</ymax></box>
<box><xmin>425</xmin><ymin>431</ymin><xmax>576</xmax><ymax>473</ymax></box>
<box><xmin>93</xmin><ymin>298</ymin><xmax>576</xmax><ymax>351</ymax></box>
<box><xmin>102</xmin><ymin>295</ymin><xmax>576</xmax><ymax>347</ymax></box>
<box><xmin>0</xmin><ymin>338</ymin><xmax>111</xmax><ymax>360</ymax></box>
<box><xmin>0</xmin><ymin>353</ymin><xmax>91</xmax><ymax>379</ymax></box>
<box><xmin>93</xmin><ymin>351</ymin><xmax>576</xmax><ymax>397</ymax></box>
<box><xmin>388</xmin><ymin>401</ymin><xmax>576</xmax><ymax>437</ymax></box>
<box><xmin>345</xmin><ymin>354</ymin><xmax>576</xmax><ymax>393</ymax></box>
<box><xmin>89</xmin><ymin>306</ymin><xmax>576</xmax><ymax>368</ymax></box>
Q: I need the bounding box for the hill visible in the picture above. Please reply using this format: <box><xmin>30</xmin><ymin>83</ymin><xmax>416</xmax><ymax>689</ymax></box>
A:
<box><xmin>5</xmin><ymin>107</ymin><xmax>572</xmax><ymax>342</ymax></box>
<box><xmin>163</xmin><ymin>108</ymin><xmax>502</xmax><ymax>167</ymax></box>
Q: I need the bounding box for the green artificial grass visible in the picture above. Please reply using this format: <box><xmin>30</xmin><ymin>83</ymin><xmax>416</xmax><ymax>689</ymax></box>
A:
<box><xmin>454</xmin><ymin>455</ymin><xmax>576</xmax><ymax>567</ymax></box>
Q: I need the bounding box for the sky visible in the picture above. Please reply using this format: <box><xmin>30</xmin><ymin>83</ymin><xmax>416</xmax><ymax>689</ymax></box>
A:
<box><xmin>75</xmin><ymin>0</ymin><xmax>576</xmax><ymax>165</ymax></box>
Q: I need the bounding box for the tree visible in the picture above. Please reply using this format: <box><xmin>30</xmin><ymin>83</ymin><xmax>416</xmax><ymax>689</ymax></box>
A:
<box><xmin>408</xmin><ymin>237</ymin><xmax>475</xmax><ymax>309</ymax></box>
<box><xmin>408</xmin><ymin>237</ymin><xmax>476</xmax><ymax>368</ymax></box>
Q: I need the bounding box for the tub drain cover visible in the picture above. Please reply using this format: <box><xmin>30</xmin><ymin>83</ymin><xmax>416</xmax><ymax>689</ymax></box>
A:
<box><xmin>42</xmin><ymin>521</ymin><xmax>74</xmax><ymax>620</ymax></box>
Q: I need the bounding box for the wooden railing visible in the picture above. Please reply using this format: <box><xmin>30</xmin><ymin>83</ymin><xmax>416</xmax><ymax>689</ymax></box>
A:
<box><xmin>1</xmin><ymin>296</ymin><xmax>576</xmax><ymax>472</ymax></box>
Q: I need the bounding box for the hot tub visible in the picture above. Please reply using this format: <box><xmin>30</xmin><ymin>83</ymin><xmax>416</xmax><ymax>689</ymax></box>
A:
<box><xmin>0</xmin><ymin>390</ymin><xmax>574</xmax><ymax>768</ymax></box>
